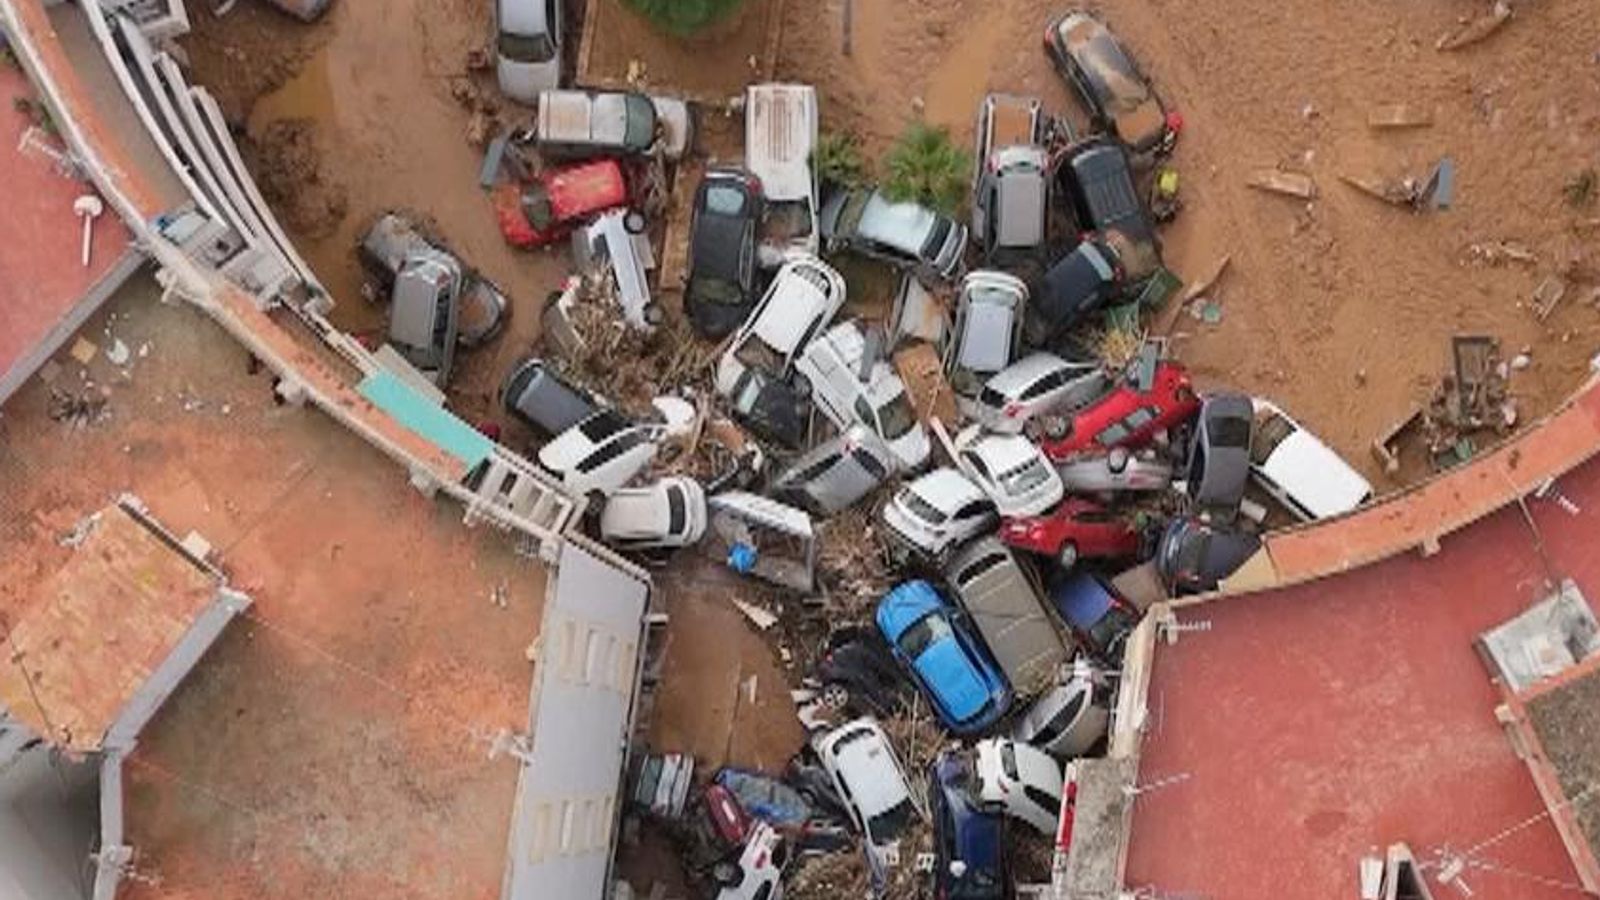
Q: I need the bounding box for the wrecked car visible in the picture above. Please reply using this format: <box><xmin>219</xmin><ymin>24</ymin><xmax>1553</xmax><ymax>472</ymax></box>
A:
<box><xmin>715</xmin><ymin>256</ymin><xmax>847</xmax><ymax>399</ymax></box>
<box><xmin>1156</xmin><ymin>516</ymin><xmax>1263</xmax><ymax>595</ymax></box>
<box><xmin>810</xmin><ymin>627</ymin><xmax>911</xmax><ymax>719</ymax></box>
<box><xmin>953</xmin><ymin>428</ymin><xmax>1065</xmax><ymax>519</ymax></box>
<box><xmin>929</xmin><ymin>749</ymin><xmax>1012</xmax><ymax>900</ymax></box>
<box><xmin>599</xmin><ymin>476</ymin><xmax>708</xmax><ymax>551</ymax></box>
<box><xmin>1250</xmin><ymin>398</ymin><xmax>1374</xmax><ymax>521</ymax></box>
<box><xmin>706</xmin><ymin>492</ymin><xmax>818</xmax><ymax>593</ymax></box>
<box><xmin>728</xmin><ymin>368</ymin><xmax>810</xmax><ymax>450</ymax></box>
<box><xmin>1026</xmin><ymin>237</ymin><xmax>1123</xmax><ymax>345</ymax></box>
<box><xmin>1185</xmin><ymin>392</ymin><xmax>1254</xmax><ymax>521</ymax></box>
<box><xmin>771</xmin><ymin>425</ymin><xmax>895</xmax><ymax>517</ymax></box>
<box><xmin>973</xmin><ymin>92</ymin><xmax>1051</xmax><ymax>262</ymax></box>
<box><xmin>876</xmin><ymin>580</ymin><xmax>1013</xmax><ymax>735</ymax></box>
<box><xmin>1044</xmin><ymin>11</ymin><xmax>1174</xmax><ymax>156</ymax></box>
<box><xmin>999</xmin><ymin>497</ymin><xmax>1142</xmax><ymax>570</ymax></box>
<box><xmin>974</xmin><ymin>737</ymin><xmax>1063</xmax><ymax>836</ymax></box>
<box><xmin>814</xmin><ymin>718</ymin><xmax>917</xmax><ymax>871</ymax></box>
<box><xmin>499</xmin><ymin>357</ymin><xmax>601</xmax><ymax>438</ymax></box>
<box><xmin>1012</xmin><ymin>658</ymin><xmax>1112</xmax><ymax>759</ymax></box>
<box><xmin>1047</xmin><ymin>571</ymin><xmax>1142</xmax><ymax>663</ymax></box>
<box><xmin>496</xmin><ymin>157</ymin><xmax>629</xmax><ymax>248</ymax></box>
<box><xmin>795</xmin><ymin>319</ymin><xmax>929</xmax><ymax>470</ymax></box>
<box><xmin>494</xmin><ymin>0</ymin><xmax>561</xmax><ymax>104</ymax></box>
<box><xmin>573</xmin><ymin>209</ymin><xmax>661</xmax><ymax>332</ymax></box>
<box><xmin>746</xmin><ymin>83</ymin><xmax>821</xmax><ymax>261</ymax></box>
<box><xmin>944</xmin><ymin>536</ymin><xmax>1070</xmax><ymax>691</ymax></box>
<box><xmin>360</xmin><ymin>213</ymin><xmax>508</xmax><ymax>385</ymax></box>
<box><xmin>538</xmin><ymin>408</ymin><xmax>667</xmax><ymax>498</ymax></box>
<box><xmin>1054</xmin><ymin>446</ymin><xmax>1174</xmax><ymax>495</ymax></box>
<box><xmin>687</xmin><ymin>167</ymin><xmax>765</xmax><ymax>338</ymax></box>
<box><xmin>880</xmin><ymin>467</ymin><xmax>997</xmax><ymax>566</ymax></box>
<box><xmin>716</xmin><ymin>768</ymin><xmax>815</xmax><ymax>832</ymax></box>
<box><xmin>714</xmin><ymin>820</ymin><xmax>788</xmax><ymax>900</ymax></box>
<box><xmin>1056</xmin><ymin>137</ymin><xmax>1162</xmax><ymax>280</ymax></box>
<box><xmin>946</xmin><ymin>270</ymin><xmax>1028</xmax><ymax>408</ymax></box>
<box><xmin>968</xmin><ymin>351</ymin><xmax>1108</xmax><ymax>436</ymax></box>
<box><xmin>820</xmin><ymin>186</ymin><xmax>969</xmax><ymax>282</ymax></box>
<box><xmin>1039</xmin><ymin>359</ymin><xmax>1198</xmax><ymax>461</ymax></box>
<box><xmin>533</xmin><ymin>88</ymin><xmax>692</xmax><ymax>160</ymax></box>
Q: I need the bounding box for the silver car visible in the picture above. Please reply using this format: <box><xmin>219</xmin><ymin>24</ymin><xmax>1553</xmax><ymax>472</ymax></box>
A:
<box><xmin>945</xmin><ymin>270</ymin><xmax>1027</xmax><ymax>404</ymax></box>
<box><xmin>1012</xmin><ymin>657</ymin><xmax>1111</xmax><ymax>758</ymax></box>
<box><xmin>970</xmin><ymin>352</ymin><xmax>1108</xmax><ymax>435</ymax></box>
<box><xmin>973</xmin><ymin>94</ymin><xmax>1050</xmax><ymax>261</ymax></box>
<box><xmin>820</xmin><ymin>187</ymin><xmax>969</xmax><ymax>281</ymax></box>
<box><xmin>945</xmin><ymin>537</ymin><xmax>1069</xmax><ymax>692</ymax></box>
<box><xmin>495</xmin><ymin>0</ymin><xmax>562</xmax><ymax>105</ymax></box>
<box><xmin>1185</xmin><ymin>393</ymin><xmax>1254</xmax><ymax>519</ymax></box>
<box><xmin>1056</xmin><ymin>446</ymin><xmax>1174</xmax><ymax>495</ymax></box>
<box><xmin>771</xmin><ymin>425</ymin><xmax>896</xmax><ymax>517</ymax></box>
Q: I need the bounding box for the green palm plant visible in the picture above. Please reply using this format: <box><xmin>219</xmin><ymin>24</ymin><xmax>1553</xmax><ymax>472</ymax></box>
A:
<box><xmin>881</xmin><ymin>122</ymin><xmax>971</xmax><ymax>217</ymax></box>
<box><xmin>622</xmin><ymin>0</ymin><xmax>747</xmax><ymax>36</ymax></box>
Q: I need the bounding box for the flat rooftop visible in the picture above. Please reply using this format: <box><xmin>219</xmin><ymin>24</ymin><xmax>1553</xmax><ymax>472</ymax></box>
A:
<box><xmin>1124</xmin><ymin>456</ymin><xmax>1600</xmax><ymax>899</ymax></box>
<box><xmin>0</xmin><ymin>273</ymin><xmax>548</xmax><ymax>899</ymax></box>
<box><xmin>0</xmin><ymin>61</ymin><xmax>132</xmax><ymax>397</ymax></box>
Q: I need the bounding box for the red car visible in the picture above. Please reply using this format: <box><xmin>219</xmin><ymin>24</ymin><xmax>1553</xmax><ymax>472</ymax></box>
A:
<box><xmin>999</xmin><ymin>498</ymin><xmax>1141</xmax><ymax>568</ymax></box>
<box><xmin>495</xmin><ymin>158</ymin><xmax>629</xmax><ymax>248</ymax></box>
<box><xmin>1039</xmin><ymin>360</ymin><xmax>1198</xmax><ymax>461</ymax></box>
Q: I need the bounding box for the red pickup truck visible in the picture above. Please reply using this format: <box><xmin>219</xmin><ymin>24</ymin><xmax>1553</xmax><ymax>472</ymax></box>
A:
<box><xmin>494</xmin><ymin>158</ymin><xmax>628</xmax><ymax>248</ymax></box>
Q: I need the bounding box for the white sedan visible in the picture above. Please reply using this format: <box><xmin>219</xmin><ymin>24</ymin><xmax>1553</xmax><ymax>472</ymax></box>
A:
<box><xmin>954</xmin><ymin>428</ymin><xmax>1064</xmax><ymax>518</ymax></box>
<box><xmin>968</xmin><ymin>352</ymin><xmax>1108</xmax><ymax>435</ymax></box>
<box><xmin>1250</xmin><ymin>399</ymin><xmax>1373</xmax><ymax>521</ymax></box>
<box><xmin>600</xmin><ymin>476</ymin><xmax>707</xmax><ymax>550</ymax></box>
<box><xmin>715</xmin><ymin>256</ymin><xmax>847</xmax><ymax>398</ymax></box>
<box><xmin>880</xmin><ymin>467</ymin><xmax>998</xmax><ymax>565</ymax></box>
<box><xmin>974</xmin><ymin>737</ymin><xmax>1063</xmax><ymax>836</ymax></box>
<box><xmin>538</xmin><ymin>409</ymin><xmax>665</xmax><ymax>498</ymax></box>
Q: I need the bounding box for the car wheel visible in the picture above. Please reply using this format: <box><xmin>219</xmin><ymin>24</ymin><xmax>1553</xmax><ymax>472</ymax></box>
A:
<box><xmin>643</xmin><ymin>302</ymin><xmax>665</xmax><ymax>328</ymax></box>
<box><xmin>624</xmin><ymin>209</ymin><xmax>648</xmax><ymax>235</ymax></box>
<box><xmin>1057</xmin><ymin>542</ymin><xmax>1079</xmax><ymax>570</ymax></box>
<box><xmin>711</xmin><ymin>861</ymin><xmax>741</xmax><ymax>887</ymax></box>
<box><xmin>821</xmin><ymin>682</ymin><xmax>852</xmax><ymax>711</ymax></box>
<box><xmin>1042</xmin><ymin>416</ymin><xmax>1068</xmax><ymax>440</ymax></box>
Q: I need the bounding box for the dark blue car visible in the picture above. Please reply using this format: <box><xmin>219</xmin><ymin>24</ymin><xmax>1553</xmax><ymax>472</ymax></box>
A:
<box><xmin>875</xmin><ymin>581</ymin><xmax>1012</xmax><ymax>734</ymax></box>
<box><xmin>929</xmin><ymin>750</ymin><xmax>1011</xmax><ymax>899</ymax></box>
<box><xmin>1048</xmin><ymin>571</ymin><xmax>1142</xmax><ymax>663</ymax></box>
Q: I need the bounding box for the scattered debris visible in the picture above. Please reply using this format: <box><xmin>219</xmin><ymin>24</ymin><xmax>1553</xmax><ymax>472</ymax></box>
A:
<box><xmin>730</xmin><ymin>596</ymin><xmax>778</xmax><ymax>631</ymax></box>
<box><xmin>105</xmin><ymin>337</ymin><xmax>131</xmax><ymax>366</ymax></box>
<box><xmin>47</xmin><ymin>388</ymin><xmax>108</xmax><ymax>427</ymax></box>
<box><xmin>57</xmin><ymin>511</ymin><xmax>103</xmax><ymax>548</ymax></box>
<box><xmin>893</xmin><ymin>343</ymin><xmax>959</xmax><ymax>428</ymax></box>
<box><xmin>179</xmin><ymin>530</ymin><xmax>213</xmax><ymax>561</ymax></box>
<box><xmin>1148</xmin><ymin>166</ymin><xmax>1182</xmax><ymax>223</ymax></box>
<box><xmin>69</xmin><ymin>336</ymin><xmax>98</xmax><ymax>365</ymax></box>
<box><xmin>1180</xmin><ymin>255</ymin><xmax>1231</xmax><ymax>305</ymax></box>
<box><xmin>1566</xmin><ymin>167</ymin><xmax>1597</xmax><ymax>208</ymax></box>
<box><xmin>1367</xmin><ymin>104</ymin><xmax>1434</xmax><ymax>130</ymax></box>
<box><xmin>1533</xmin><ymin>275</ymin><xmax>1568</xmax><ymax>321</ymax></box>
<box><xmin>1436</xmin><ymin>0</ymin><xmax>1512</xmax><ymax>52</ymax></box>
<box><xmin>1340</xmin><ymin>158</ymin><xmax>1454</xmax><ymax>211</ymax></box>
<box><xmin>1247</xmin><ymin>168</ymin><xmax>1317</xmax><ymax>200</ymax></box>
<box><xmin>1467</xmin><ymin>240</ymin><xmax>1537</xmax><ymax>266</ymax></box>
<box><xmin>1371</xmin><ymin>406</ymin><xmax>1424</xmax><ymax>477</ymax></box>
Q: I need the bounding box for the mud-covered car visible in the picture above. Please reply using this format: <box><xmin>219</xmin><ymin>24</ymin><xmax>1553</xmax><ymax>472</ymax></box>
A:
<box><xmin>1044</xmin><ymin>11</ymin><xmax>1174</xmax><ymax>155</ymax></box>
<box><xmin>821</xmin><ymin>186</ymin><xmax>969</xmax><ymax>282</ymax></box>
<box><xmin>496</xmin><ymin>158</ymin><xmax>629</xmax><ymax>248</ymax></box>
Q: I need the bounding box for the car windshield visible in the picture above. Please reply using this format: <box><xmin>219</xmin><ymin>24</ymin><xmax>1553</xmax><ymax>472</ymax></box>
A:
<box><xmin>1210</xmin><ymin>416</ymin><xmax>1252</xmax><ymax>448</ymax></box>
<box><xmin>705</xmin><ymin>184</ymin><xmax>748</xmax><ymax>216</ymax></box>
<box><xmin>688</xmin><ymin>275</ymin><xmax>744</xmax><ymax>306</ymax></box>
<box><xmin>734</xmin><ymin>371</ymin><xmax>770</xmax><ymax>413</ymax></box>
<box><xmin>735</xmin><ymin>336</ymin><xmax>785</xmax><ymax>375</ymax></box>
<box><xmin>623</xmin><ymin>94</ymin><xmax>656</xmax><ymax>147</ymax></box>
<box><xmin>836</xmin><ymin>191</ymin><xmax>871</xmax><ymax>234</ymax></box>
<box><xmin>1088</xmin><ymin>603</ymin><xmax>1136</xmax><ymax>652</ymax></box>
<box><xmin>1251</xmin><ymin>411</ymin><xmax>1295</xmax><ymax>465</ymax></box>
<box><xmin>498</xmin><ymin>31</ymin><xmax>556</xmax><ymax>64</ymax></box>
<box><xmin>762</xmin><ymin>199</ymin><xmax>814</xmax><ymax>243</ymax></box>
<box><xmin>868</xmin><ymin>798</ymin><xmax>916</xmax><ymax>842</ymax></box>
<box><xmin>521</xmin><ymin>187</ymin><xmax>554</xmax><ymax>231</ymax></box>
<box><xmin>578</xmin><ymin>409</ymin><xmax>629</xmax><ymax>442</ymax></box>
<box><xmin>666</xmin><ymin>486</ymin><xmax>686</xmax><ymax>534</ymax></box>
<box><xmin>898</xmin><ymin>612</ymin><xmax>952</xmax><ymax>658</ymax></box>
<box><xmin>999</xmin><ymin>457</ymin><xmax>1052</xmax><ymax>495</ymax></box>
<box><xmin>902</xmin><ymin>489</ymin><xmax>947</xmax><ymax>525</ymax></box>
<box><xmin>877</xmin><ymin>392</ymin><xmax>918</xmax><ymax>440</ymax></box>
<box><xmin>920</xmin><ymin>215</ymin><xmax>953</xmax><ymax>258</ymax></box>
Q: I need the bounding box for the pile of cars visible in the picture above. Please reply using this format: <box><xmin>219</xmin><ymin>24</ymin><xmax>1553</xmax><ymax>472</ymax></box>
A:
<box><xmin>441</xmin><ymin>7</ymin><xmax>1384</xmax><ymax>897</ymax></box>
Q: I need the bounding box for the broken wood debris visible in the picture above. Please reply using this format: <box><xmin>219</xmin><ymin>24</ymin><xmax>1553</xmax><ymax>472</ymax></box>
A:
<box><xmin>1247</xmin><ymin>168</ymin><xmax>1318</xmax><ymax>200</ymax></box>
<box><xmin>1436</xmin><ymin>0</ymin><xmax>1512</xmax><ymax>51</ymax></box>
<box><xmin>1180</xmin><ymin>255</ymin><xmax>1231</xmax><ymax>305</ymax></box>
<box><xmin>1340</xmin><ymin>158</ymin><xmax>1454</xmax><ymax>211</ymax></box>
<box><xmin>1467</xmin><ymin>240</ymin><xmax>1537</xmax><ymax>266</ymax></box>
<box><xmin>1367</xmin><ymin>104</ymin><xmax>1434</xmax><ymax>130</ymax></box>
<box><xmin>1533</xmin><ymin>276</ymin><xmax>1568</xmax><ymax>322</ymax></box>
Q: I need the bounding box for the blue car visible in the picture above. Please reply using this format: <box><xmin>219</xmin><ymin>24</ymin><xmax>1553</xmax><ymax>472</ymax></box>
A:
<box><xmin>875</xmin><ymin>581</ymin><xmax>1012</xmax><ymax>734</ymax></box>
<box><xmin>1048</xmin><ymin>571</ymin><xmax>1141</xmax><ymax>663</ymax></box>
<box><xmin>929</xmin><ymin>750</ymin><xmax>1012</xmax><ymax>900</ymax></box>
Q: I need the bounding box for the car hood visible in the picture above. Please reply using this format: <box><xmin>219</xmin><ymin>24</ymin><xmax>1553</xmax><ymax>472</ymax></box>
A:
<box><xmin>1258</xmin><ymin>429</ymin><xmax>1372</xmax><ymax>518</ymax></box>
<box><xmin>497</xmin><ymin>58</ymin><xmax>559</xmax><ymax>105</ymax></box>
<box><xmin>913</xmin><ymin>639</ymin><xmax>990</xmax><ymax>724</ymax></box>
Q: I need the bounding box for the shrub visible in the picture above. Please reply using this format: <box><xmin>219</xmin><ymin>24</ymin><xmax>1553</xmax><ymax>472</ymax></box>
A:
<box><xmin>622</xmin><ymin>0</ymin><xmax>748</xmax><ymax>36</ymax></box>
<box><xmin>1566</xmin><ymin>168</ymin><xmax>1597</xmax><ymax>208</ymax></box>
<box><xmin>812</xmin><ymin>131</ymin><xmax>868</xmax><ymax>189</ymax></box>
<box><xmin>881</xmin><ymin>122</ymin><xmax>970</xmax><ymax>217</ymax></box>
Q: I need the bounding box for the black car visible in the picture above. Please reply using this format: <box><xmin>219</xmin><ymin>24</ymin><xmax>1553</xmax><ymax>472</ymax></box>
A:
<box><xmin>1044</xmin><ymin>12</ymin><xmax>1173</xmax><ymax>156</ymax></box>
<box><xmin>729</xmin><ymin>368</ymin><xmax>809</xmax><ymax>450</ymax></box>
<box><xmin>1027</xmin><ymin>237</ymin><xmax>1122</xmax><ymax>345</ymax></box>
<box><xmin>1057</xmin><ymin>138</ymin><xmax>1161</xmax><ymax>280</ymax></box>
<box><xmin>929</xmin><ymin>750</ymin><xmax>1012</xmax><ymax>900</ymax></box>
<box><xmin>687</xmin><ymin>168</ymin><xmax>764</xmax><ymax>338</ymax></box>
<box><xmin>1185</xmin><ymin>393</ymin><xmax>1254</xmax><ymax>519</ymax></box>
<box><xmin>813</xmin><ymin>628</ymin><xmax>911</xmax><ymax>718</ymax></box>
<box><xmin>499</xmin><ymin>357</ymin><xmax>600</xmax><ymax>437</ymax></box>
<box><xmin>1156</xmin><ymin>516</ymin><xmax>1263</xmax><ymax>595</ymax></box>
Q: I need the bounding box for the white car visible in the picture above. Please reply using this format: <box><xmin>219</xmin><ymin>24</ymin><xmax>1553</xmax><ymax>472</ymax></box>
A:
<box><xmin>1011</xmin><ymin>657</ymin><xmax>1111</xmax><ymax>759</ymax></box>
<box><xmin>953</xmin><ymin>428</ymin><xmax>1064</xmax><ymax>518</ymax></box>
<box><xmin>715</xmin><ymin>256</ymin><xmax>847</xmax><ymax>398</ymax></box>
<box><xmin>1249</xmin><ymin>398</ymin><xmax>1373</xmax><ymax>521</ymax></box>
<box><xmin>600</xmin><ymin>476</ymin><xmax>707</xmax><ymax>550</ymax></box>
<box><xmin>494</xmin><ymin>0</ymin><xmax>561</xmax><ymax>105</ymax></box>
<box><xmin>746</xmin><ymin>84</ymin><xmax>820</xmax><ymax>262</ymax></box>
<box><xmin>795</xmin><ymin>320</ymin><xmax>930</xmax><ymax>470</ymax></box>
<box><xmin>1055</xmin><ymin>447</ymin><xmax>1174</xmax><ymax>495</ymax></box>
<box><xmin>969</xmin><ymin>353</ymin><xmax>1108</xmax><ymax>435</ymax></box>
<box><xmin>974</xmin><ymin>737</ymin><xmax>1063</xmax><ymax>836</ymax></box>
<box><xmin>538</xmin><ymin>409</ymin><xmax>664</xmax><ymax>498</ymax></box>
<box><xmin>814</xmin><ymin>718</ymin><xmax>917</xmax><ymax>865</ymax></box>
<box><xmin>715</xmin><ymin>820</ymin><xmax>787</xmax><ymax>900</ymax></box>
<box><xmin>880</xmin><ymin>468</ymin><xmax>998</xmax><ymax>565</ymax></box>
<box><xmin>945</xmin><ymin>270</ymin><xmax>1027</xmax><ymax>403</ymax></box>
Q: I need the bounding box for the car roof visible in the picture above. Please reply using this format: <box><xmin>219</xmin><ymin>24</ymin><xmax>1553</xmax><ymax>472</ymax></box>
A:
<box><xmin>1050</xmin><ymin>572</ymin><xmax>1116</xmax><ymax>628</ymax></box>
<box><xmin>915</xmin><ymin>637</ymin><xmax>990</xmax><ymax>722</ymax></box>
<box><xmin>910</xmin><ymin>468</ymin><xmax>986</xmax><ymax>512</ymax></box>
<box><xmin>857</xmin><ymin>192</ymin><xmax>937</xmax><ymax>251</ymax></box>
<box><xmin>992</xmin><ymin>155</ymin><xmax>1048</xmax><ymax>245</ymax></box>
<box><xmin>826</xmin><ymin>720</ymin><xmax>909</xmax><ymax>815</ymax></box>
<box><xmin>985</xmin><ymin>353</ymin><xmax>1076</xmax><ymax>398</ymax></box>
<box><xmin>544</xmin><ymin>159</ymin><xmax>627</xmax><ymax>214</ymax></box>
<box><xmin>745</xmin><ymin>84</ymin><xmax>817</xmax><ymax>200</ymax></box>
<box><xmin>499</xmin><ymin>0</ymin><xmax>549</xmax><ymax>36</ymax></box>
<box><xmin>967</xmin><ymin>433</ymin><xmax>1038</xmax><ymax>476</ymax></box>
<box><xmin>748</xmin><ymin>259</ymin><xmax>837</xmax><ymax>348</ymax></box>
<box><xmin>599</xmin><ymin>481</ymin><xmax>675</xmax><ymax>538</ymax></box>
<box><xmin>1259</xmin><ymin>426</ymin><xmax>1373</xmax><ymax>517</ymax></box>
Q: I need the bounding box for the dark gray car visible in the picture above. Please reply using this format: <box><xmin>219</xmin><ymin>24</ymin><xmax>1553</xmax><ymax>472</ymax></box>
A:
<box><xmin>499</xmin><ymin>358</ymin><xmax>600</xmax><ymax>437</ymax></box>
<box><xmin>771</xmin><ymin>426</ymin><xmax>895</xmax><ymax>516</ymax></box>
<box><xmin>1185</xmin><ymin>393</ymin><xmax>1253</xmax><ymax>519</ymax></box>
<box><xmin>1156</xmin><ymin>516</ymin><xmax>1262</xmax><ymax>595</ymax></box>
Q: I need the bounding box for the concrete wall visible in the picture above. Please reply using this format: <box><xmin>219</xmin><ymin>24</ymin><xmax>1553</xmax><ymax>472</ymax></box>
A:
<box><xmin>0</xmin><ymin>713</ymin><xmax>100</xmax><ymax>900</ymax></box>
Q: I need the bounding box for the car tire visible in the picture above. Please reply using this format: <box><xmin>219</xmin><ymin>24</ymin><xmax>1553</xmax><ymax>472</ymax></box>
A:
<box><xmin>711</xmin><ymin>861</ymin><xmax>741</xmax><ymax>887</ymax></box>
<box><xmin>821</xmin><ymin>682</ymin><xmax>852</xmax><ymax>712</ymax></box>
<box><xmin>1042</xmin><ymin>416</ymin><xmax>1069</xmax><ymax>440</ymax></box>
<box><xmin>624</xmin><ymin>209</ymin><xmax>648</xmax><ymax>235</ymax></box>
<box><xmin>1057</xmin><ymin>542</ymin><xmax>1079</xmax><ymax>570</ymax></box>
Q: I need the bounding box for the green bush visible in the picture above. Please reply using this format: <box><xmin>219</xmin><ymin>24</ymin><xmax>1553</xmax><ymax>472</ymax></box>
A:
<box><xmin>881</xmin><ymin>122</ymin><xmax>970</xmax><ymax>217</ymax></box>
<box><xmin>813</xmin><ymin>131</ymin><xmax>868</xmax><ymax>189</ymax></box>
<box><xmin>622</xmin><ymin>0</ymin><xmax>748</xmax><ymax>36</ymax></box>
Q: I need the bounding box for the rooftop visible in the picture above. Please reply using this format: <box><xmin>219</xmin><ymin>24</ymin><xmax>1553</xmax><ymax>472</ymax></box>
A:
<box><xmin>0</xmin><ymin>60</ymin><xmax>134</xmax><ymax>401</ymax></box>
<box><xmin>0</xmin><ymin>272</ymin><xmax>549</xmax><ymax>899</ymax></box>
<box><xmin>1123</xmin><ymin>454</ymin><xmax>1600</xmax><ymax>899</ymax></box>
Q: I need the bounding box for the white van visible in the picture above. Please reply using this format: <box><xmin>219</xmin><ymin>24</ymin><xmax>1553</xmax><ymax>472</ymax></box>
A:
<box><xmin>745</xmin><ymin>84</ymin><xmax>820</xmax><ymax>263</ymax></box>
<box><xmin>794</xmin><ymin>320</ymin><xmax>930</xmax><ymax>470</ymax></box>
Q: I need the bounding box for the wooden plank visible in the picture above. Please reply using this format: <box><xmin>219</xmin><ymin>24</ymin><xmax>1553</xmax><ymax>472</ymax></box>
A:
<box><xmin>1246</xmin><ymin>169</ymin><xmax>1317</xmax><ymax>200</ymax></box>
